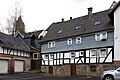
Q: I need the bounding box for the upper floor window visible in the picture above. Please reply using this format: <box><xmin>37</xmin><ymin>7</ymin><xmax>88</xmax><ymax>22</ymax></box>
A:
<box><xmin>90</xmin><ymin>49</ymin><xmax>97</xmax><ymax>57</ymax></box>
<box><xmin>67</xmin><ymin>38</ymin><xmax>72</xmax><ymax>45</ymax></box>
<box><xmin>48</xmin><ymin>41</ymin><xmax>55</xmax><ymax>48</ymax></box>
<box><xmin>95</xmin><ymin>32</ymin><xmax>107</xmax><ymax>41</ymax></box>
<box><xmin>71</xmin><ymin>52</ymin><xmax>75</xmax><ymax>58</ymax></box>
<box><xmin>79</xmin><ymin>51</ymin><xmax>84</xmax><ymax>56</ymax></box>
<box><xmin>50</xmin><ymin>54</ymin><xmax>54</xmax><ymax>59</ymax></box>
<box><xmin>44</xmin><ymin>54</ymin><xmax>49</xmax><ymax>59</ymax></box>
<box><xmin>100</xmin><ymin>48</ymin><xmax>107</xmax><ymax>57</ymax></box>
<box><xmin>76</xmin><ymin>37</ymin><xmax>81</xmax><ymax>44</ymax></box>
<box><xmin>33</xmin><ymin>53</ymin><xmax>38</xmax><ymax>59</ymax></box>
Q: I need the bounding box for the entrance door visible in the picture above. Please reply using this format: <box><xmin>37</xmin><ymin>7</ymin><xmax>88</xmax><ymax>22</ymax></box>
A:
<box><xmin>49</xmin><ymin>66</ymin><xmax>53</xmax><ymax>74</ymax></box>
<box><xmin>0</xmin><ymin>60</ymin><xmax>8</xmax><ymax>74</ymax></box>
<box><xmin>70</xmin><ymin>64</ymin><xmax>76</xmax><ymax>76</ymax></box>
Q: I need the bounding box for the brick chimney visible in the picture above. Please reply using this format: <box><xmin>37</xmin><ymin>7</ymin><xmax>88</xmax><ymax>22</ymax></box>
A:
<box><xmin>88</xmin><ymin>7</ymin><xmax>93</xmax><ymax>20</ymax></box>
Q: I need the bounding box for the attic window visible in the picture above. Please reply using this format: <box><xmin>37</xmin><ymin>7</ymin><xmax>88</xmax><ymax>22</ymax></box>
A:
<box><xmin>75</xmin><ymin>25</ymin><xmax>81</xmax><ymax>30</ymax></box>
<box><xmin>58</xmin><ymin>29</ymin><xmax>64</xmax><ymax>34</ymax></box>
<box><xmin>94</xmin><ymin>20</ymin><xmax>101</xmax><ymax>26</ymax></box>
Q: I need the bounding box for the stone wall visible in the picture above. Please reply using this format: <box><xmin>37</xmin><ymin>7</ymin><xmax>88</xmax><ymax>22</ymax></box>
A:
<box><xmin>41</xmin><ymin>66</ymin><xmax>49</xmax><ymax>73</ymax></box>
<box><xmin>53</xmin><ymin>65</ymin><xmax>70</xmax><ymax>76</ymax></box>
<box><xmin>41</xmin><ymin>62</ymin><xmax>120</xmax><ymax>77</ymax></box>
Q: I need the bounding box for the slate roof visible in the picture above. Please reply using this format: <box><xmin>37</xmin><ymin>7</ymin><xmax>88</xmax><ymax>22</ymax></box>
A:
<box><xmin>109</xmin><ymin>1</ymin><xmax>120</xmax><ymax>23</ymax></box>
<box><xmin>25</xmin><ymin>30</ymin><xmax>43</xmax><ymax>38</ymax></box>
<box><xmin>26</xmin><ymin>30</ymin><xmax>43</xmax><ymax>49</ymax></box>
<box><xmin>0</xmin><ymin>32</ymin><xmax>31</xmax><ymax>52</ymax></box>
<box><xmin>40</xmin><ymin>9</ymin><xmax>113</xmax><ymax>42</ymax></box>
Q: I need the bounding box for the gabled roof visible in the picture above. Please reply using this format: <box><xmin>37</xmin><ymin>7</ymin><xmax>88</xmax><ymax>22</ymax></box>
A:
<box><xmin>109</xmin><ymin>1</ymin><xmax>120</xmax><ymax>24</ymax></box>
<box><xmin>0</xmin><ymin>32</ymin><xmax>31</xmax><ymax>52</ymax></box>
<box><xmin>40</xmin><ymin>10</ymin><xmax>113</xmax><ymax>42</ymax></box>
<box><xmin>26</xmin><ymin>30</ymin><xmax>43</xmax><ymax>38</ymax></box>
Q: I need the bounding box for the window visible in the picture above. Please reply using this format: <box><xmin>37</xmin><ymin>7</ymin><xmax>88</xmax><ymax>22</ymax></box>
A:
<box><xmin>44</xmin><ymin>54</ymin><xmax>49</xmax><ymax>59</ymax></box>
<box><xmin>33</xmin><ymin>53</ymin><xmax>38</xmax><ymax>59</ymax></box>
<box><xmin>95</xmin><ymin>34</ymin><xmax>100</xmax><ymax>41</ymax></box>
<box><xmin>100</xmin><ymin>48</ymin><xmax>107</xmax><ymax>57</ymax></box>
<box><xmin>90</xmin><ymin>49</ymin><xmax>97</xmax><ymax>57</ymax></box>
<box><xmin>94</xmin><ymin>20</ymin><xmax>101</xmax><ymax>26</ymax></box>
<box><xmin>90</xmin><ymin>66</ymin><xmax>96</xmax><ymax>72</ymax></box>
<box><xmin>71</xmin><ymin>52</ymin><xmax>75</xmax><ymax>58</ymax></box>
<box><xmin>50</xmin><ymin>54</ymin><xmax>54</xmax><ymax>59</ymax></box>
<box><xmin>48</xmin><ymin>41</ymin><xmax>55</xmax><ymax>48</ymax></box>
<box><xmin>58</xmin><ymin>29</ymin><xmax>64</xmax><ymax>34</ymax></box>
<box><xmin>67</xmin><ymin>38</ymin><xmax>72</xmax><ymax>45</ymax></box>
<box><xmin>75</xmin><ymin>25</ymin><xmax>81</xmax><ymax>30</ymax></box>
<box><xmin>101</xmin><ymin>33</ymin><xmax>107</xmax><ymax>41</ymax></box>
<box><xmin>95</xmin><ymin>32</ymin><xmax>107</xmax><ymax>41</ymax></box>
<box><xmin>79</xmin><ymin>51</ymin><xmax>84</xmax><ymax>56</ymax></box>
<box><xmin>76</xmin><ymin>37</ymin><xmax>81</xmax><ymax>44</ymax></box>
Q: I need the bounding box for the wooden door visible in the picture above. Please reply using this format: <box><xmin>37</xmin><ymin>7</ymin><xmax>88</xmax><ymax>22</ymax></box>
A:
<box><xmin>49</xmin><ymin>66</ymin><xmax>53</xmax><ymax>74</ymax></box>
<box><xmin>70</xmin><ymin>64</ymin><xmax>76</xmax><ymax>76</ymax></box>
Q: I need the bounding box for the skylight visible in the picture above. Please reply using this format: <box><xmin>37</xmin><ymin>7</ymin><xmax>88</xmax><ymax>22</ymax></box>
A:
<box><xmin>75</xmin><ymin>25</ymin><xmax>81</xmax><ymax>30</ymax></box>
<box><xmin>58</xmin><ymin>29</ymin><xmax>64</xmax><ymax>34</ymax></box>
<box><xmin>94</xmin><ymin>20</ymin><xmax>101</xmax><ymax>26</ymax></box>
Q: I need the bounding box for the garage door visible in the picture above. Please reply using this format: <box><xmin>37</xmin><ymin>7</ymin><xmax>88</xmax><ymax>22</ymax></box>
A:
<box><xmin>15</xmin><ymin>60</ymin><xmax>24</xmax><ymax>72</ymax></box>
<box><xmin>0</xmin><ymin>60</ymin><xmax>8</xmax><ymax>74</ymax></box>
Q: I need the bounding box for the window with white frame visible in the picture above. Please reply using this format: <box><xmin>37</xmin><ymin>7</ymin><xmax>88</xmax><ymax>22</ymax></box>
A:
<box><xmin>101</xmin><ymin>33</ymin><xmax>107</xmax><ymax>41</ymax></box>
<box><xmin>33</xmin><ymin>53</ymin><xmax>38</xmax><ymax>59</ymax></box>
<box><xmin>48</xmin><ymin>41</ymin><xmax>55</xmax><ymax>48</ymax></box>
<box><xmin>90</xmin><ymin>49</ymin><xmax>97</xmax><ymax>57</ymax></box>
<box><xmin>67</xmin><ymin>38</ymin><xmax>72</xmax><ymax>45</ymax></box>
<box><xmin>95</xmin><ymin>32</ymin><xmax>107</xmax><ymax>41</ymax></box>
<box><xmin>44</xmin><ymin>54</ymin><xmax>49</xmax><ymax>59</ymax></box>
<box><xmin>71</xmin><ymin>52</ymin><xmax>75</xmax><ymax>58</ymax></box>
<box><xmin>50</xmin><ymin>54</ymin><xmax>54</xmax><ymax>59</ymax></box>
<box><xmin>79</xmin><ymin>51</ymin><xmax>84</xmax><ymax>56</ymax></box>
<box><xmin>95</xmin><ymin>34</ymin><xmax>100</xmax><ymax>41</ymax></box>
<box><xmin>100</xmin><ymin>48</ymin><xmax>107</xmax><ymax>57</ymax></box>
<box><xmin>76</xmin><ymin>37</ymin><xmax>81</xmax><ymax>44</ymax></box>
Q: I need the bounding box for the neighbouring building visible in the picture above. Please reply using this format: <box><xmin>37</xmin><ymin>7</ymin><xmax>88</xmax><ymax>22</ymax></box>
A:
<box><xmin>0</xmin><ymin>32</ymin><xmax>31</xmax><ymax>74</ymax></box>
<box><xmin>15</xmin><ymin>16</ymin><xmax>47</xmax><ymax>71</ymax></box>
<box><xmin>16</xmin><ymin>30</ymin><xmax>47</xmax><ymax>70</ymax></box>
<box><xmin>40</xmin><ymin>1</ymin><xmax>120</xmax><ymax>76</ymax></box>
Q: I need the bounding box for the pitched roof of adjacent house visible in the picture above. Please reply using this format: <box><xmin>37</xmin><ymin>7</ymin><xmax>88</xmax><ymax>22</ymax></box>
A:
<box><xmin>26</xmin><ymin>30</ymin><xmax>43</xmax><ymax>38</ymax></box>
<box><xmin>40</xmin><ymin>9</ymin><xmax>113</xmax><ymax>42</ymax></box>
<box><xmin>109</xmin><ymin>1</ymin><xmax>120</xmax><ymax>23</ymax></box>
<box><xmin>0</xmin><ymin>32</ymin><xmax>31</xmax><ymax>52</ymax></box>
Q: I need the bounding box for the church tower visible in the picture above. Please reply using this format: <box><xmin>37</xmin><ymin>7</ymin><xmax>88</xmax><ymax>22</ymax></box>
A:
<box><xmin>15</xmin><ymin>16</ymin><xmax>25</xmax><ymax>34</ymax></box>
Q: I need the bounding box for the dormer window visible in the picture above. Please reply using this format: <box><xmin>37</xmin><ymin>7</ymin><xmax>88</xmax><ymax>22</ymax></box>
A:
<box><xmin>94</xmin><ymin>20</ymin><xmax>101</xmax><ymax>26</ymax></box>
<box><xmin>75</xmin><ymin>25</ymin><xmax>81</xmax><ymax>30</ymax></box>
<box><xmin>58</xmin><ymin>29</ymin><xmax>64</xmax><ymax>34</ymax></box>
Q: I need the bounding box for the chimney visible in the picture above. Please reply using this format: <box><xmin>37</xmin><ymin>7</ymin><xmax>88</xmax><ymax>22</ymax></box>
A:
<box><xmin>88</xmin><ymin>7</ymin><xmax>93</xmax><ymax>20</ymax></box>
<box><xmin>70</xmin><ymin>17</ymin><xmax>72</xmax><ymax>20</ymax></box>
<box><xmin>62</xmin><ymin>18</ymin><xmax>64</xmax><ymax>22</ymax></box>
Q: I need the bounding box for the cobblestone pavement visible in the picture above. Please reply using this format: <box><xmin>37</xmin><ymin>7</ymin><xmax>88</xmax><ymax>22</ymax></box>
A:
<box><xmin>0</xmin><ymin>72</ymin><xmax>101</xmax><ymax>80</ymax></box>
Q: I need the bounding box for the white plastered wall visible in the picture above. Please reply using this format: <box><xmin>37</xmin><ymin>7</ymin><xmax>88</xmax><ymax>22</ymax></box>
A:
<box><xmin>114</xmin><ymin>6</ymin><xmax>120</xmax><ymax>61</ymax></box>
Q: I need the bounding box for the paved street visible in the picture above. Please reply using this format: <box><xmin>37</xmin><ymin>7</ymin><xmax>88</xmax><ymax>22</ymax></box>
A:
<box><xmin>0</xmin><ymin>72</ymin><xmax>101</xmax><ymax>80</ymax></box>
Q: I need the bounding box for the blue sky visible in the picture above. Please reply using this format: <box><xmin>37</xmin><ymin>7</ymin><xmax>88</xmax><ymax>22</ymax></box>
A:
<box><xmin>0</xmin><ymin>0</ymin><xmax>119</xmax><ymax>32</ymax></box>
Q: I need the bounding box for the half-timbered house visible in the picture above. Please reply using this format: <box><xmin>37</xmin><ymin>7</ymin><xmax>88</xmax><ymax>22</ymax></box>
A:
<box><xmin>16</xmin><ymin>30</ymin><xmax>47</xmax><ymax>70</ymax></box>
<box><xmin>40</xmin><ymin>1</ymin><xmax>120</xmax><ymax>76</ymax></box>
<box><xmin>0</xmin><ymin>32</ymin><xmax>31</xmax><ymax>74</ymax></box>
